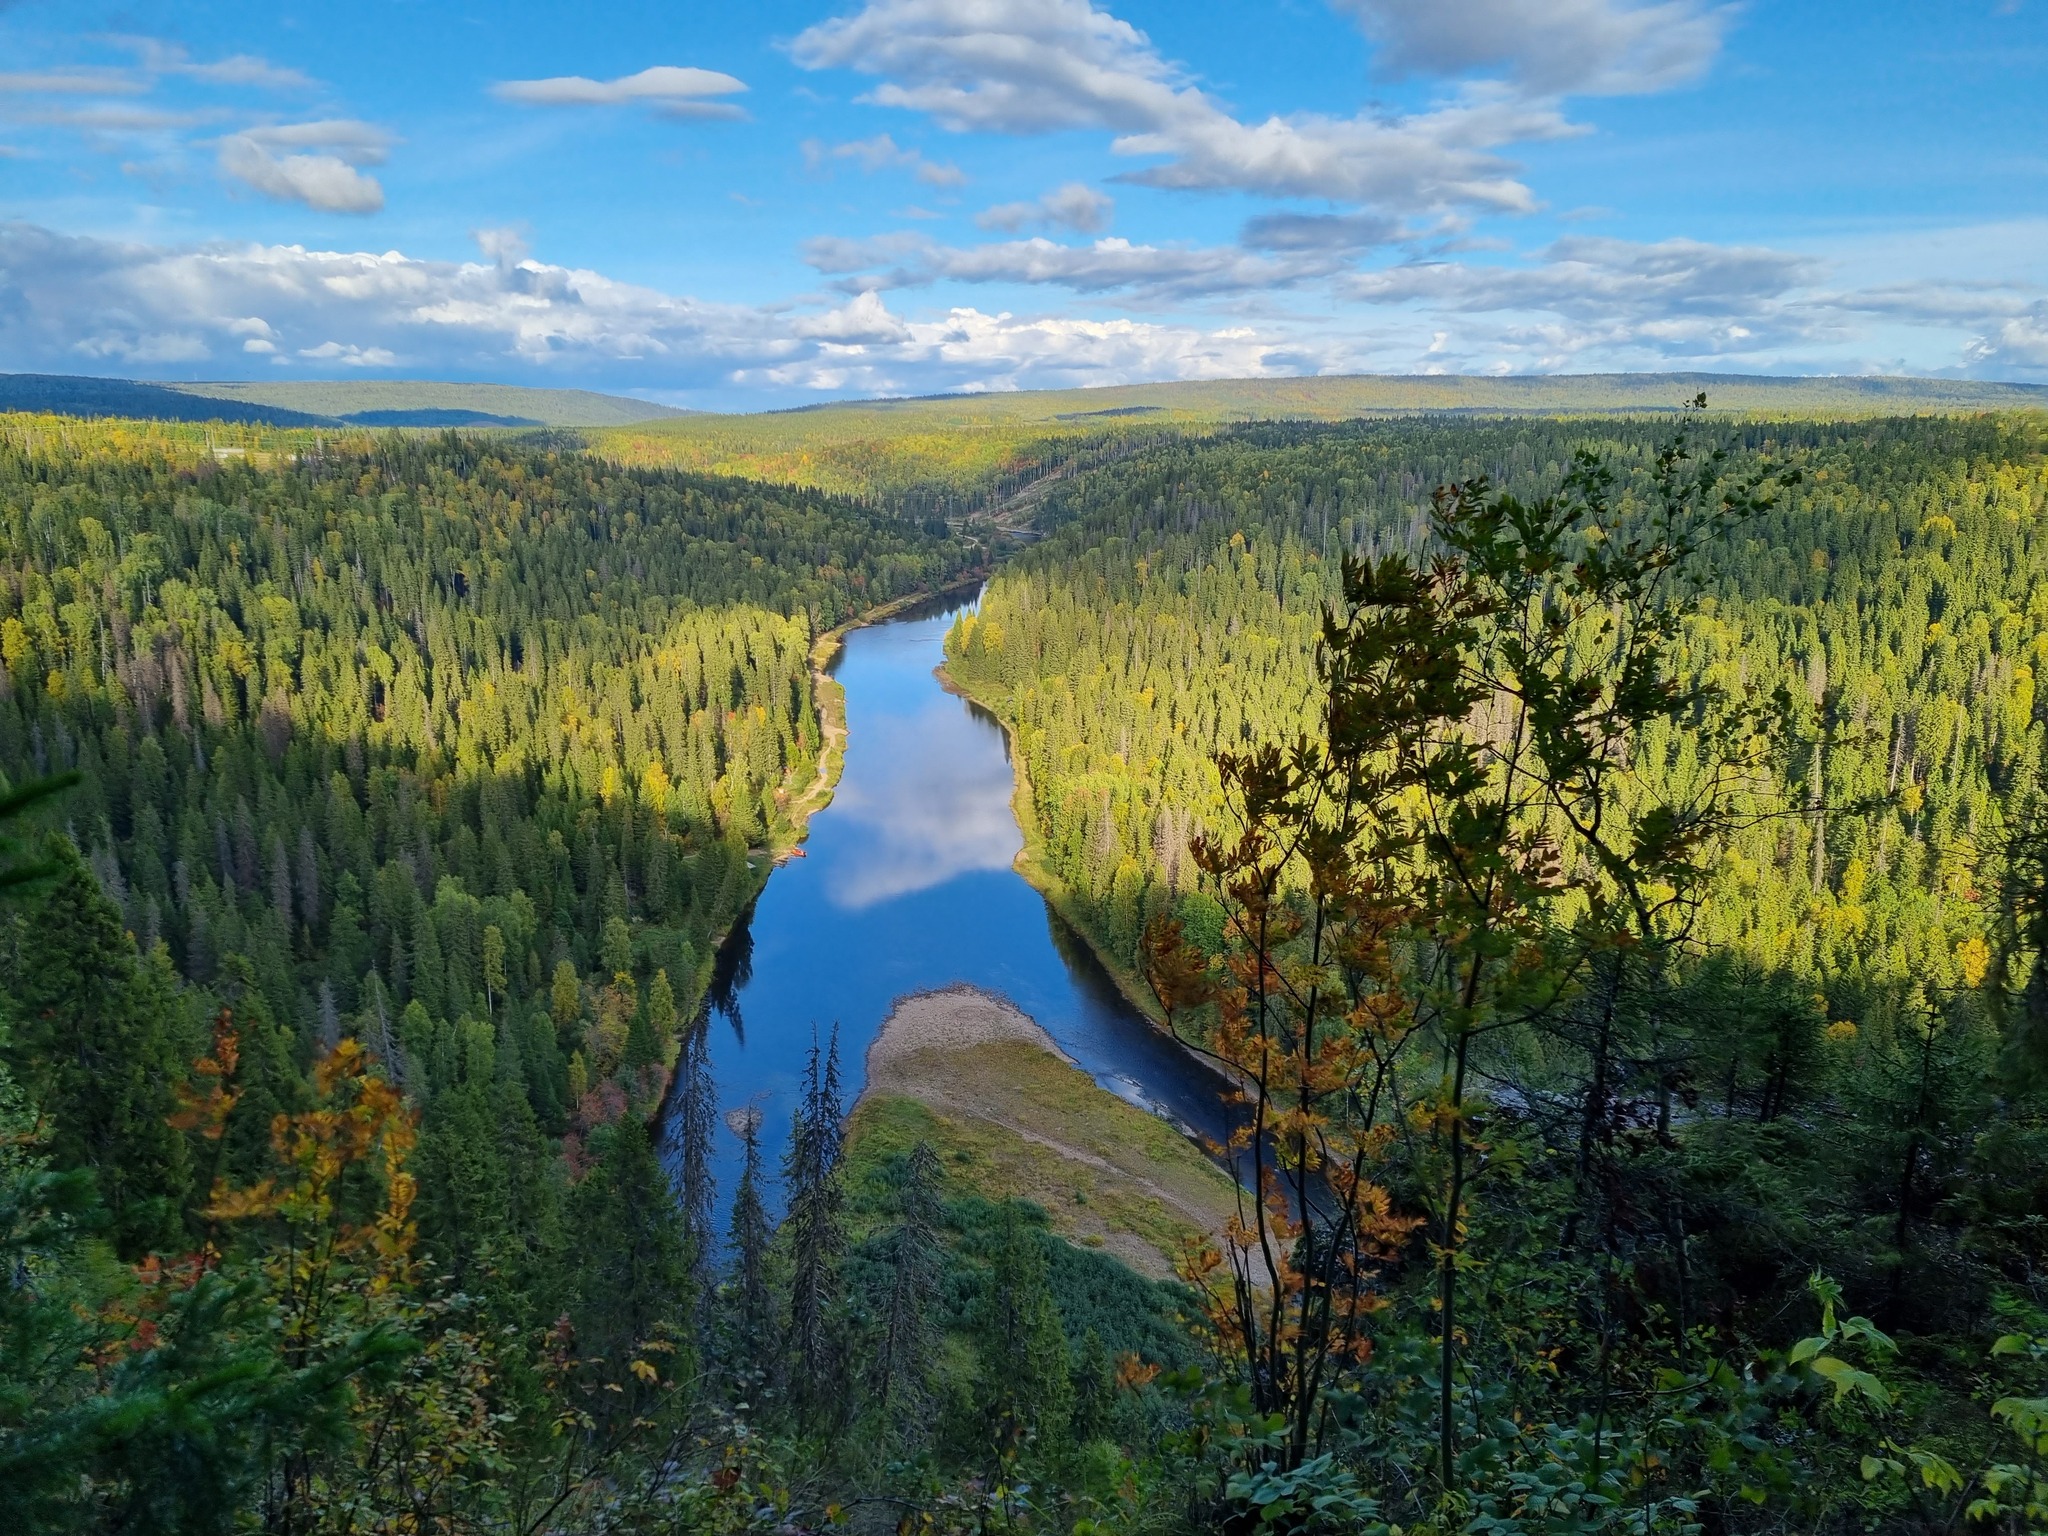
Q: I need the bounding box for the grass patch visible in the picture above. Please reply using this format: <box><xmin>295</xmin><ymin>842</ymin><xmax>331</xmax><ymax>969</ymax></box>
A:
<box><xmin>848</xmin><ymin>1039</ymin><xmax>1236</xmax><ymax>1279</ymax></box>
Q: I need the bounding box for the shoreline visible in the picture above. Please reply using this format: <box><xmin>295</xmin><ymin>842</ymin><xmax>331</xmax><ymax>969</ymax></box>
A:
<box><xmin>772</xmin><ymin>570</ymin><xmax>990</xmax><ymax>861</ymax></box>
<box><xmin>860</xmin><ymin>982</ymin><xmax>1073</xmax><ymax>1092</ymax></box>
<box><xmin>852</xmin><ymin>981</ymin><xmax>1236</xmax><ymax>1279</ymax></box>
<box><xmin>661</xmin><ymin>572</ymin><xmax>988</xmax><ymax>1091</ymax></box>
<box><xmin>933</xmin><ymin>663</ymin><xmax>1168</xmax><ymax>1028</ymax></box>
<box><xmin>934</xmin><ymin>659</ymin><xmax>1265</xmax><ymax>1118</ymax></box>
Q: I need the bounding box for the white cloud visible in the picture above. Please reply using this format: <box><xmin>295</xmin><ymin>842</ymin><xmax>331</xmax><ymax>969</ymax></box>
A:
<box><xmin>790</xmin><ymin>0</ymin><xmax>1569</xmax><ymax>214</ymax></box>
<box><xmin>3</xmin><ymin>219</ymin><xmax>2040</xmax><ymax>399</ymax></box>
<box><xmin>744</xmin><ymin>306</ymin><xmax>1290</xmax><ymax>395</ymax></box>
<box><xmin>1241</xmin><ymin>210</ymin><xmax>1403</xmax><ymax>251</ymax></box>
<box><xmin>491</xmin><ymin>65</ymin><xmax>747</xmax><ymax>119</ymax></box>
<box><xmin>238</xmin><ymin>119</ymin><xmax>393</xmax><ymax>160</ymax></box>
<box><xmin>1347</xmin><ymin>236</ymin><xmax>1823</xmax><ymax>321</ymax></box>
<box><xmin>0</xmin><ymin>218</ymin><xmax>1313</xmax><ymax>397</ymax></box>
<box><xmin>473</xmin><ymin>226</ymin><xmax>532</xmax><ymax>270</ymax></box>
<box><xmin>15</xmin><ymin>104</ymin><xmax>221</xmax><ymax>133</ymax></box>
<box><xmin>807</xmin><ymin>230</ymin><xmax>1344</xmax><ymax>300</ymax></box>
<box><xmin>1329</xmin><ymin>0</ymin><xmax>1729</xmax><ymax>96</ymax></box>
<box><xmin>978</xmin><ymin>182</ymin><xmax>1113</xmax><ymax>233</ymax></box>
<box><xmin>0</xmin><ymin>70</ymin><xmax>146</xmax><ymax>95</ymax></box>
<box><xmin>218</xmin><ymin>122</ymin><xmax>391</xmax><ymax>214</ymax></box>
<box><xmin>792</xmin><ymin>290</ymin><xmax>914</xmax><ymax>344</ymax></box>
<box><xmin>802</xmin><ymin>131</ymin><xmax>966</xmax><ymax>187</ymax></box>
<box><xmin>297</xmin><ymin>340</ymin><xmax>398</xmax><ymax>366</ymax></box>
<box><xmin>118</xmin><ymin>38</ymin><xmax>315</xmax><ymax>91</ymax></box>
<box><xmin>1342</xmin><ymin>236</ymin><xmax>1842</xmax><ymax>365</ymax></box>
<box><xmin>1967</xmin><ymin>309</ymin><xmax>2048</xmax><ymax>370</ymax></box>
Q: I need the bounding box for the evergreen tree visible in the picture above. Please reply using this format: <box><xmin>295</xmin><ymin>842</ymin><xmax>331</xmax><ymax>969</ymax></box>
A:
<box><xmin>565</xmin><ymin>1114</ymin><xmax>690</xmax><ymax>1422</ymax></box>
<box><xmin>0</xmin><ymin>839</ymin><xmax>193</xmax><ymax>1256</ymax></box>
<box><xmin>674</xmin><ymin>1011</ymin><xmax>718</xmax><ymax>1327</ymax></box>
<box><xmin>868</xmin><ymin>1138</ymin><xmax>944</xmax><ymax>1436</ymax></box>
<box><xmin>975</xmin><ymin>1202</ymin><xmax>1073</xmax><ymax>1461</ymax></box>
<box><xmin>726</xmin><ymin>1107</ymin><xmax>775</xmax><ymax>1396</ymax></box>
<box><xmin>782</xmin><ymin>1027</ymin><xmax>846</xmax><ymax>1417</ymax></box>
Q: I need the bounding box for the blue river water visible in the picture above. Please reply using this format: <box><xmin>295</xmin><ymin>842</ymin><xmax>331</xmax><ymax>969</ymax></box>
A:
<box><xmin>658</xmin><ymin>590</ymin><xmax>1233</xmax><ymax>1214</ymax></box>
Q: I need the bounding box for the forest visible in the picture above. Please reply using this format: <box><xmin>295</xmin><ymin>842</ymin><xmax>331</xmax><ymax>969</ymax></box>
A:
<box><xmin>4</xmin><ymin>404</ymin><xmax>2048</xmax><ymax>1534</ymax></box>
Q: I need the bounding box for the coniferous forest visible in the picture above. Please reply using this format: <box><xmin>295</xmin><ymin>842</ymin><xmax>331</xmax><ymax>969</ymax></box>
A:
<box><xmin>7</xmin><ymin>406</ymin><xmax>2048</xmax><ymax>1533</ymax></box>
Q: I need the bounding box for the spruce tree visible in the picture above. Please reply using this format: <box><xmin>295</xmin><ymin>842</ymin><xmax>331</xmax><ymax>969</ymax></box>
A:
<box><xmin>782</xmin><ymin>1027</ymin><xmax>845</xmax><ymax>1417</ymax></box>
<box><xmin>976</xmin><ymin>1202</ymin><xmax>1073</xmax><ymax>1461</ymax></box>
<box><xmin>675</xmin><ymin>1012</ymin><xmax>718</xmax><ymax>1328</ymax></box>
<box><xmin>726</xmin><ymin>1107</ymin><xmax>775</xmax><ymax>1395</ymax></box>
<box><xmin>566</xmin><ymin>1114</ymin><xmax>690</xmax><ymax>1421</ymax></box>
<box><xmin>869</xmin><ymin>1139</ymin><xmax>944</xmax><ymax>1436</ymax></box>
<box><xmin>1</xmin><ymin>839</ymin><xmax>193</xmax><ymax>1256</ymax></box>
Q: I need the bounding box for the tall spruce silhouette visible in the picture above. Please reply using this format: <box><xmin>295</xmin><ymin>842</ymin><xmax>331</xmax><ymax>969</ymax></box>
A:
<box><xmin>674</xmin><ymin>1010</ymin><xmax>719</xmax><ymax>1336</ymax></box>
<box><xmin>869</xmin><ymin>1138</ymin><xmax>944</xmax><ymax>1434</ymax></box>
<box><xmin>782</xmin><ymin>1025</ymin><xmax>846</xmax><ymax>1416</ymax></box>
<box><xmin>725</xmin><ymin>1106</ymin><xmax>775</xmax><ymax>1396</ymax></box>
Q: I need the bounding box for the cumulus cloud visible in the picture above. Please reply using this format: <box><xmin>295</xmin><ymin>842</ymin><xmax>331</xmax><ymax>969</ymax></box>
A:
<box><xmin>297</xmin><ymin>340</ymin><xmax>398</xmax><ymax>366</ymax></box>
<box><xmin>802</xmin><ymin>131</ymin><xmax>966</xmax><ymax>187</ymax></box>
<box><xmin>218</xmin><ymin>121</ymin><xmax>392</xmax><ymax>213</ymax></box>
<box><xmin>1820</xmin><ymin>281</ymin><xmax>2048</xmax><ymax>374</ymax></box>
<box><xmin>4</xmin><ymin>218</ymin><xmax>2037</xmax><ymax>397</ymax></box>
<box><xmin>1349</xmin><ymin>235</ymin><xmax>1821</xmax><ymax>317</ymax></box>
<box><xmin>790</xmin><ymin>0</ymin><xmax>1569</xmax><ymax>214</ymax></box>
<box><xmin>0</xmin><ymin>218</ymin><xmax>1310</xmax><ymax>396</ymax></box>
<box><xmin>1344</xmin><ymin>236</ymin><xmax>1839</xmax><ymax>363</ymax></box>
<box><xmin>792</xmin><ymin>290</ymin><xmax>915</xmax><ymax>344</ymax></box>
<box><xmin>977</xmin><ymin>182</ymin><xmax>1113</xmax><ymax>233</ymax></box>
<box><xmin>1968</xmin><ymin>309</ymin><xmax>2048</xmax><ymax>370</ymax></box>
<box><xmin>1241</xmin><ymin>210</ymin><xmax>1403</xmax><ymax>251</ymax></box>
<box><xmin>1329</xmin><ymin>0</ymin><xmax>1729</xmax><ymax>96</ymax></box>
<box><xmin>473</xmin><ymin>226</ymin><xmax>532</xmax><ymax>271</ymax></box>
<box><xmin>805</xmin><ymin>230</ymin><xmax>1349</xmax><ymax>300</ymax></box>
<box><xmin>743</xmin><ymin>306</ymin><xmax>1289</xmax><ymax>395</ymax></box>
<box><xmin>491</xmin><ymin>65</ymin><xmax>747</xmax><ymax>119</ymax></box>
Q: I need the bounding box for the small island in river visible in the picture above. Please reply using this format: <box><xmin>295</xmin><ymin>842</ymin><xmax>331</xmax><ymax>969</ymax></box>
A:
<box><xmin>846</xmin><ymin>984</ymin><xmax>1238</xmax><ymax>1280</ymax></box>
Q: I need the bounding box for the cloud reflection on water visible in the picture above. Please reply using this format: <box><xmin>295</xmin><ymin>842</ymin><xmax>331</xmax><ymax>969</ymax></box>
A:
<box><xmin>822</xmin><ymin>699</ymin><xmax>1021</xmax><ymax>909</ymax></box>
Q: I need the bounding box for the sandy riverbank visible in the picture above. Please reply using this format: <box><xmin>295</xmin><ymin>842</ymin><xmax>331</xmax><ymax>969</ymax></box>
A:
<box><xmin>852</xmin><ymin>984</ymin><xmax>1236</xmax><ymax>1280</ymax></box>
<box><xmin>863</xmin><ymin>983</ymin><xmax>1070</xmax><ymax>1073</ymax></box>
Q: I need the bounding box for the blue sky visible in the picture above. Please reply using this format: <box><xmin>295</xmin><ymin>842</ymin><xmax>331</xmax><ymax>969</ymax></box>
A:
<box><xmin>1</xmin><ymin>0</ymin><xmax>2043</xmax><ymax>407</ymax></box>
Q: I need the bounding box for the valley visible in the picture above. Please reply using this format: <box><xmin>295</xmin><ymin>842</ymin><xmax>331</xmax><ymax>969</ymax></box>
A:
<box><xmin>3</xmin><ymin>393</ymin><xmax>2047</xmax><ymax>1532</ymax></box>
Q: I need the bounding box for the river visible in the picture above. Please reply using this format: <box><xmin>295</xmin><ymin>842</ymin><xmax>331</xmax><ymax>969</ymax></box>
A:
<box><xmin>659</xmin><ymin>590</ymin><xmax>1234</xmax><ymax>1215</ymax></box>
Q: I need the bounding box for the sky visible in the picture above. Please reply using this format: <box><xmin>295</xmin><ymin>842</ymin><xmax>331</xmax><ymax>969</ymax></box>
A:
<box><xmin>0</xmin><ymin>0</ymin><xmax>2044</xmax><ymax>408</ymax></box>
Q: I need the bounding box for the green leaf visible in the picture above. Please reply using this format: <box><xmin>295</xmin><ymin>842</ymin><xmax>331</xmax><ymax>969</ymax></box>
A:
<box><xmin>1809</xmin><ymin>1354</ymin><xmax>1892</xmax><ymax>1407</ymax></box>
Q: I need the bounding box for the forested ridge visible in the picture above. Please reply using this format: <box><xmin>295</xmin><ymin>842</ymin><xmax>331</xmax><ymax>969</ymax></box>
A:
<box><xmin>9</xmin><ymin>407</ymin><xmax>2048</xmax><ymax>1532</ymax></box>
<box><xmin>948</xmin><ymin>414</ymin><xmax>2046</xmax><ymax>987</ymax></box>
<box><xmin>0</xmin><ymin>422</ymin><xmax>993</xmax><ymax>1527</ymax></box>
<box><xmin>938</xmin><ymin>408</ymin><xmax>2048</xmax><ymax>1529</ymax></box>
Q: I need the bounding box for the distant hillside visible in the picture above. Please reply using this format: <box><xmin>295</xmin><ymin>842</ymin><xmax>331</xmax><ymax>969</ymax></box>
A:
<box><xmin>780</xmin><ymin>372</ymin><xmax>2048</xmax><ymax>424</ymax></box>
<box><xmin>594</xmin><ymin>371</ymin><xmax>2048</xmax><ymax>503</ymax></box>
<box><xmin>0</xmin><ymin>374</ymin><xmax>689</xmax><ymax>429</ymax></box>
